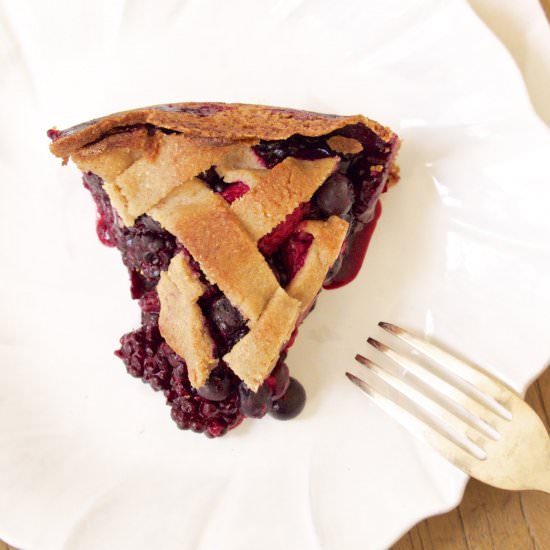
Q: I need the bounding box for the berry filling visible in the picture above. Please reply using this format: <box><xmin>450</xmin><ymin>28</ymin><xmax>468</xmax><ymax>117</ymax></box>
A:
<box><xmin>77</xmin><ymin>121</ymin><xmax>396</xmax><ymax>437</ymax></box>
<box><xmin>84</xmin><ymin>173</ymin><xmax>178</xmax><ymax>298</ymax></box>
<box><xmin>198</xmin><ymin>167</ymin><xmax>250</xmax><ymax>203</ymax></box>
<box><xmin>258</xmin><ymin>203</ymin><xmax>312</xmax><ymax>257</ymax></box>
<box><xmin>253</xmin><ymin>134</ymin><xmax>334</xmax><ymax>168</ymax></box>
<box><xmin>198</xmin><ymin>288</ymin><xmax>249</xmax><ymax>358</ymax></box>
<box><xmin>269</xmin><ymin>378</ymin><xmax>306</xmax><ymax>420</ymax></box>
<box><xmin>220</xmin><ymin>182</ymin><xmax>250</xmax><ymax>203</ymax></box>
<box><xmin>254</xmin><ymin>124</ymin><xmax>398</xmax><ymax>287</ymax></box>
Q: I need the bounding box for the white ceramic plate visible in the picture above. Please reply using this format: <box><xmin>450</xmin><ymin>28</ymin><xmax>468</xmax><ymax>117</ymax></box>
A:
<box><xmin>1</xmin><ymin>1</ymin><xmax>549</xmax><ymax>549</ymax></box>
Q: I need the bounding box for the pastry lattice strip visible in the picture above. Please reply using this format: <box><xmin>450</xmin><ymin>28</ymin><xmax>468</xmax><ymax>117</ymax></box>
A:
<box><xmin>150</xmin><ymin>166</ymin><xmax>348</xmax><ymax>390</ymax></box>
<box><xmin>69</xmin><ymin>128</ymin><xmax>350</xmax><ymax>391</ymax></box>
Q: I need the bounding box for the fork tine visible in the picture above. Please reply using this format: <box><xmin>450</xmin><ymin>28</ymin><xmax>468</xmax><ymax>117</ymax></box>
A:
<box><xmin>346</xmin><ymin>367</ymin><xmax>487</xmax><ymax>460</ymax></box>
<box><xmin>363</xmin><ymin>341</ymin><xmax>500</xmax><ymax>441</ymax></box>
<box><xmin>378</xmin><ymin>322</ymin><xmax>512</xmax><ymax>420</ymax></box>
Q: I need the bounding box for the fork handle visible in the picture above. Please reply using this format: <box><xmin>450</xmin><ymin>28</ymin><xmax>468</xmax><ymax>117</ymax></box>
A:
<box><xmin>520</xmin><ymin>439</ymin><xmax>550</xmax><ymax>494</ymax></box>
<box><xmin>533</xmin><ymin>474</ymin><xmax>550</xmax><ymax>494</ymax></box>
<box><xmin>524</xmin><ymin>460</ymin><xmax>550</xmax><ymax>494</ymax></box>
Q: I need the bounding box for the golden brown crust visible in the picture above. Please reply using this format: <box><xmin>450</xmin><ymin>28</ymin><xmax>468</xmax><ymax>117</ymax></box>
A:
<box><xmin>49</xmin><ymin>102</ymin><xmax>395</xmax><ymax>159</ymax></box>
<box><xmin>72</xmin><ymin>133</ymin><xmax>261</xmax><ymax>225</ymax></box>
<box><xmin>326</xmin><ymin>135</ymin><xmax>364</xmax><ymax>155</ymax></box>
<box><xmin>71</xmin><ymin>127</ymin><xmax>160</xmax><ymax>182</ymax></box>
<box><xmin>387</xmin><ymin>162</ymin><xmax>401</xmax><ymax>188</ymax></box>
<box><xmin>149</xmin><ymin>178</ymin><xmax>280</xmax><ymax>324</ymax></box>
<box><xmin>152</xmin><ymin>179</ymin><xmax>302</xmax><ymax>390</ymax></box>
<box><xmin>225</xmin><ymin>157</ymin><xmax>338</xmax><ymax>241</ymax></box>
<box><xmin>286</xmin><ymin>217</ymin><xmax>349</xmax><ymax>312</ymax></box>
<box><xmin>50</xmin><ymin>102</ymin><xmax>399</xmax><ymax>391</ymax></box>
<box><xmin>224</xmin><ymin>287</ymin><xmax>300</xmax><ymax>391</ymax></box>
<box><xmin>158</xmin><ymin>254</ymin><xmax>217</xmax><ymax>388</ymax></box>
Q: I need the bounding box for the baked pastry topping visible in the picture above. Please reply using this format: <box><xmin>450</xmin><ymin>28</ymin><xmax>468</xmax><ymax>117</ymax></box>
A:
<box><xmin>49</xmin><ymin>102</ymin><xmax>399</xmax><ymax>437</ymax></box>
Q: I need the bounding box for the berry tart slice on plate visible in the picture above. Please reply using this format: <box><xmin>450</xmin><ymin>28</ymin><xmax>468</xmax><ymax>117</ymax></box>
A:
<box><xmin>48</xmin><ymin>102</ymin><xmax>400</xmax><ymax>438</ymax></box>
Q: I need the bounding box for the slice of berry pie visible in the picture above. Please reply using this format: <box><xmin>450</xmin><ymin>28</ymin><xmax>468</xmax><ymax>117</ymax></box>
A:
<box><xmin>49</xmin><ymin>102</ymin><xmax>400</xmax><ymax>438</ymax></box>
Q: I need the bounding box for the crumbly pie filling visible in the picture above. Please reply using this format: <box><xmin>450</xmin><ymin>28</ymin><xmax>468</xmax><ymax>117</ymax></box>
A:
<box><xmin>49</xmin><ymin>102</ymin><xmax>399</xmax><ymax>437</ymax></box>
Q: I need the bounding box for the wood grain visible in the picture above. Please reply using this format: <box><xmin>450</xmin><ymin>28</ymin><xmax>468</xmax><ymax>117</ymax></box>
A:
<box><xmin>392</xmin><ymin>1</ymin><xmax>550</xmax><ymax>546</ymax></box>
<box><xmin>1</xmin><ymin>2</ymin><xmax>549</xmax><ymax>549</ymax></box>
<box><xmin>391</xmin><ymin>1</ymin><xmax>550</xmax><ymax>546</ymax></box>
<box><xmin>1</xmin><ymin>373</ymin><xmax>546</xmax><ymax>550</ymax></box>
<box><xmin>392</xmin><ymin>367</ymin><xmax>550</xmax><ymax>550</ymax></box>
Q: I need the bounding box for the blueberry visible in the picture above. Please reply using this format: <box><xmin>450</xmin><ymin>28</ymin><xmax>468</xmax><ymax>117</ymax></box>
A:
<box><xmin>323</xmin><ymin>253</ymin><xmax>344</xmax><ymax>286</ymax></box>
<box><xmin>199</xmin><ymin>167</ymin><xmax>226</xmax><ymax>193</ymax></box>
<box><xmin>264</xmin><ymin>361</ymin><xmax>290</xmax><ymax>400</ymax></box>
<box><xmin>209</xmin><ymin>295</ymin><xmax>244</xmax><ymax>340</ymax></box>
<box><xmin>239</xmin><ymin>383</ymin><xmax>273</xmax><ymax>418</ymax></box>
<box><xmin>139</xmin><ymin>234</ymin><xmax>161</xmax><ymax>253</ymax></box>
<box><xmin>197</xmin><ymin>367</ymin><xmax>234</xmax><ymax>401</ymax></box>
<box><xmin>314</xmin><ymin>173</ymin><xmax>354</xmax><ymax>216</ymax></box>
<box><xmin>269</xmin><ymin>377</ymin><xmax>306</xmax><ymax>420</ymax></box>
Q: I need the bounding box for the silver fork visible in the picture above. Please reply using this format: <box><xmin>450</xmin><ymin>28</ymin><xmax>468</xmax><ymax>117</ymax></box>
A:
<box><xmin>346</xmin><ymin>322</ymin><xmax>550</xmax><ymax>493</ymax></box>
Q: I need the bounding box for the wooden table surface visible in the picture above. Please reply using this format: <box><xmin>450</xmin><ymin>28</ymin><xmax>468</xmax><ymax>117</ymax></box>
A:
<box><xmin>392</xmin><ymin>0</ymin><xmax>550</xmax><ymax>547</ymax></box>
<box><xmin>2</xmin><ymin>2</ymin><xmax>549</xmax><ymax>550</ymax></box>
<box><xmin>392</xmin><ymin>367</ymin><xmax>550</xmax><ymax>550</ymax></box>
<box><xmin>1</xmin><ymin>372</ymin><xmax>547</xmax><ymax>550</ymax></box>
